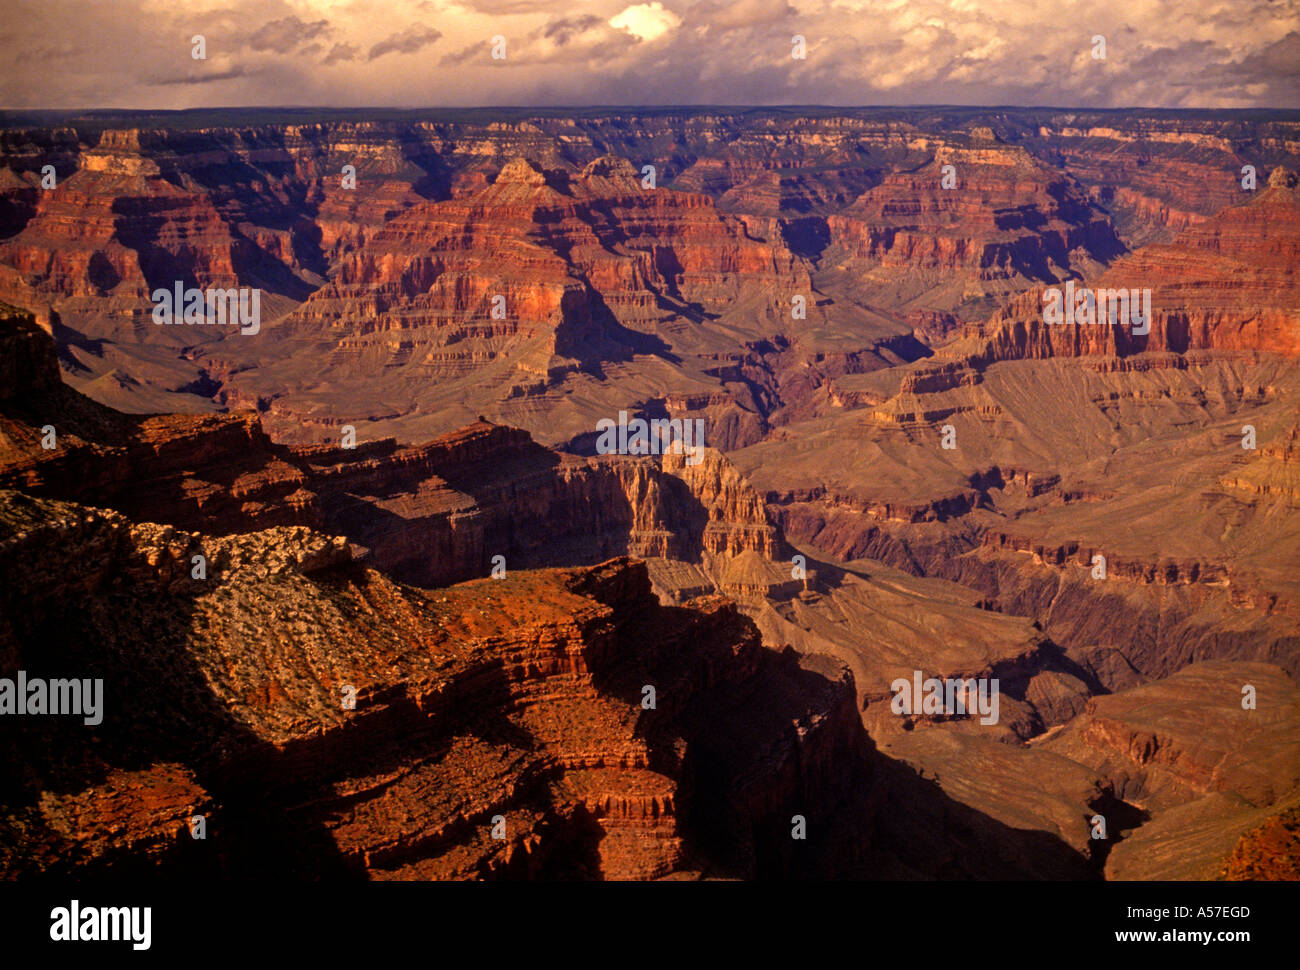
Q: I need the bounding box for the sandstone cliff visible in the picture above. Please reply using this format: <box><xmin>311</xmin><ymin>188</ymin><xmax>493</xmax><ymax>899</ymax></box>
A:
<box><xmin>962</xmin><ymin>171</ymin><xmax>1300</xmax><ymax>362</ymax></box>
<box><xmin>0</xmin><ymin>487</ymin><xmax>874</xmax><ymax>879</ymax></box>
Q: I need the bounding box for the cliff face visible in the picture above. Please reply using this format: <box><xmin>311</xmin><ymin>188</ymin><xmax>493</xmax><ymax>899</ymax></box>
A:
<box><xmin>1029</xmin><ymin>121</ymin><xmax>1272</xmax><ymax>246</ymax></box>
<box><xmin>824</xmin><ymin>138</ymin><xmax>1125</xmax><ymax>320</ymax></box>
<box><xmin>0</xmin><ymin>301</ymin><xmax>60</xmax><ymax>397</ymax></box>
<box><xmin>965</xmin><ymin>174</ymin><xmax>1300</xmax><ymax>362</ymax></box>
<box><xmin>728</xmin><ymin>176</ymin><xmax>1300</xmax><ymax>690</ymax></box>
<box><xmin>0</xmin><ymin>488</ymin><xmax>874</xmax><ymax>879</ymax></box>
<box><xmin>742</xmin><ymin>170</ymin><xmax>1300</xmax><ymax>685</ymax></box>
<box><xmin>284</xmin><ymin>154</ymin><xmax>808</xmax><ymax>388</ymax></box>
<box><xmin>0</xmin><ymin>298</ymin><xmax>884</xmax><ymax>880</ymax></box>
<box><xmin>1037</xmin><ymin>662</ymin><xmax>1300</xmax><ymax>881</ymax></box>
<box><xmin>2</xmin><ymin>109</ymin><xmax>1295</xmax><ymax>450</ymax></box>
<box><xmin>0</xmin><ymin>305</ymin><xmax>782</xmax><ymax>594</ymax></box>
<box><xmin>0</xmin><ymin>134</ymin><xmax>271</xmax><ymax>343</ymax></box>
<box><xmin>1044</xmin><ymin>662</ymin><xmax>1300</xmax><ymax>811</ymax></box>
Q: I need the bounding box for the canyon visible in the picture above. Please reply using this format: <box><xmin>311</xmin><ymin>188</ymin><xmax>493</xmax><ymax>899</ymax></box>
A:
<box><xmin>0</xmin><ymin>107</ymin><xmax>1297</xmax><ymax>880</ymax></box>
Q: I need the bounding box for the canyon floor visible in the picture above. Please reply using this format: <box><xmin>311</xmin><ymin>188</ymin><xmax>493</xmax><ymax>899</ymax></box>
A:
<box><xmin>0</xmin><ymin>107</ymin><xmax>1297</xmax><ymax>879</ymax></box>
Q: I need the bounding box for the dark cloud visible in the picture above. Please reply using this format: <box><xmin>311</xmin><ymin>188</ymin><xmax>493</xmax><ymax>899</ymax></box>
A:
<box><xmin>145</xmin><ymin>65</ymin><xmax>251</xmax><ymax>87</ymax></box>
<box><xmin>694</xmin><ymin>0</ymin><xmax>796</xmax><ymax>31</ymax></box>
<box><xmin>453</xmin><ymin>0</ymin><xmax>567</xmax><ymax>12</ymax></box>
<box><xmin>1236</xmin><ymin>31</ymin><xmax>1300</xmax><ymax>78</ymax></box>
<box><xmin>323</xmin><ymin>42</ymin><xmax>360</xmax><ymax>65</ymax></box>
<box><xmin>248</xmin><ymin>16</ymin><xmax>331</xmax><ymax>54</ymax></box>
<box><xmin>441</xmin><ymin>39</ymin><xmax>490</xmax><ymax>67</ymax></box>
<box><xmin>461</xmin><ymin>14</ymin><xmax>638</xmax><ymax>69</ymax></box>
<box><xmin>367</xmin><ymin>24</ymin><xmax>443</xmax><ymax>60</ymax></box>
<box><xmin>543</xmin><ymin>15</ymin><xmax>605</xmax><ymax>44</ymax></box>
<box><xmin>14</xmin><ymin>42</ymin><xmax>83</xmax><ymax>64</ymax></box>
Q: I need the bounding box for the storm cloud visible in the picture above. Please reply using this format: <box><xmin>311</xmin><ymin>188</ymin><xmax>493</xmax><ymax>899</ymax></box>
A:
<box><xmin>0</xmin><ymin>0</ymin><xmax>1295</xmax><ymax>109</ymax></box>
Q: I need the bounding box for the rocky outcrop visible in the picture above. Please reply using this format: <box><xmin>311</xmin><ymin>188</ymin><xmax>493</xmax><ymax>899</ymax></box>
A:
<box><xmin>1218</xmin><ymin>804</ymin><xmax>1300</xmax><ymax>880</ymax></box>
<box><xmin>283</xmin><ymin>154</ymin><xmax>809</xmax><ymax>388</ymax></box>
<box><xmin>1036</xmin><ymin>662</ymin><xmax>1300</xmax><ymax>880</ymax></box>
<box><xmin>965</xmin><ymin>173</ymin><xmax>1300</xmax><ymax>362</ymax></box>
<box><xmin>1026</xmin><ymin>117</ymin><xmax>1290</xmax><ymax>245</ymax></box>
<box><xmin>824</xmin><ymin>139</ymin><xmax>1125</xmax><ymax>320</ymax></box>
<box><xmin>0</xmin><ymin>301</ymin><xmax>60</xmax><ymax>397</ymax></box>
<box><xmin>0</xmin><ymin>489</ymin><xmax>875</xmax><ymax>879</ymax></box>
<box><xmin>1043</xmin><ymin>662</ymin><xmax>1300</xmax><ymax>811</ymax></box>
<box><xmin>0</xmin><ymin>305</ymin><xmax>784</xmax><ymax>593</ymax></box>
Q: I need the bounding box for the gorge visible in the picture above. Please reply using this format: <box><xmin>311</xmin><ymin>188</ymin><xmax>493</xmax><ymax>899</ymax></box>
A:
<box><xmin>1</xmin><ymin>106</ymin><xmax>1297</xmax><ymax>880</ymax></box>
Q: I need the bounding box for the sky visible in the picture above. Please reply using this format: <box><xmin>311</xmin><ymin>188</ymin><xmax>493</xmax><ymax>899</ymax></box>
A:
<box><xmin>0</xmin><ymin>0</ymin><xmax>1297</xmax><ymax>109</ymax></box>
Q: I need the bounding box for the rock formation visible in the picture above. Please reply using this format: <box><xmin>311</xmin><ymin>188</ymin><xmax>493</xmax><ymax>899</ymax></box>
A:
<box><xmin>0</xmin><ymin>487</ymin><xmax>874</xmax><ymax>879</ymax></box>
<box><xmin>824</xmin><ymin>137</ymin><xmax>1124</xmax><ymax>321</ymax></box>
<box><xmin>2</xmin><ymin>108</ymin><xmax>1298</xmax><ymax>882</ymax></box>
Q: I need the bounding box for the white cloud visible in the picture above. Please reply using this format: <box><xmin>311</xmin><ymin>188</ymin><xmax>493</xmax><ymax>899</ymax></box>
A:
<box><xmin>610</xmin><ymin>3</ymin><xmax>682</xmax><ymax>42</ymax></box>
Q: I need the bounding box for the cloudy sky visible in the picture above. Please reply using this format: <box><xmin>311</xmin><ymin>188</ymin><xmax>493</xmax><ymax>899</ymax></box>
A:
<box><xmin>1</xmin><ymin>0</ymin><xmax>1296</xmax><ymax>109</ymax></box>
